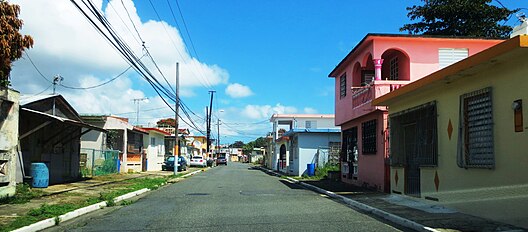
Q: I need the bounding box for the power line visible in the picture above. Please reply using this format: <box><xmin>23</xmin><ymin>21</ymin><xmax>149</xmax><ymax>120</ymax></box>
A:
<box><xmin>70</xmin><ymin>0</ymin><xmax>206</xmax><ymax>137</ymax></box>
<box><xmin>106</xmin><ymin>0</ymin><xmax>141</xmax><ymax>45</ymax></box>
<box><xmin>20</xmin><ymin>84</ymin><xmax>53</xmax><ymax>99</ymax></box>
<box><xmin>165</xmin><ymin>0</ymin><xmax>214</xmax><ymax>89</ymax></box>
<box><xmin>60</xmin><ymin>63</ymin><xmax>133</xmax><ymax>90</ymax></box>
<box><xmin>25</xmin><ymin>52</ymin><xmax>52</xmax><ymax>83</ymax></box>
<box><xmin>120</xmin><ymin>0</ymin><xmax>144</xmax><ymax>43</ymax></box>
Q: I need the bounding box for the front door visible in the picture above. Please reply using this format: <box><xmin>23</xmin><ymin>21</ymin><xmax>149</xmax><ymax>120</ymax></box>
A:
<box><xmin>343</xmin><ymin>127</ymin><xmax>358</xmax><ymax>179</ymax></box>
<box><xmin>403</xmin><ymin>123</ymin><xmax>420</xmax><ymax>197</ymax></box>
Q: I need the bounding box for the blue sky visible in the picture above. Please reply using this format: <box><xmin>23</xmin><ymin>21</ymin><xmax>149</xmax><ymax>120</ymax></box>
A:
<box><xmin>11</xmin><ymin>0</ymin><xmax>527</xmax><ymax>143</ymax></box>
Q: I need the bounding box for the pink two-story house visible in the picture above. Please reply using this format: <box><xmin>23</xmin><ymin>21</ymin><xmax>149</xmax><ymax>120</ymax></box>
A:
<box><xmin>328</xmin><ymin>33</ymin><xmax>502</xmax><ymax>192</ymax></box>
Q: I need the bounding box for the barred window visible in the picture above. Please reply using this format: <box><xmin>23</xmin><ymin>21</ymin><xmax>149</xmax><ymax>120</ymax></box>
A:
<box><xmin>389</xmin><ymin>57</ymin><xmax>399</xmax><ymax>80</ymax></box>
<box><xmin>457</xmin><ymin>87</ymin><xmax>494</xmax><ymax>168</ymax></box>
<box><xmin>389</xmin><ymin>102</ymin><xmax>438</xmax><ymax>166</ymax></box>
<box><xmin>362</xmin><ymin>119</ymin><xmax>377</xmax><ymax>154</ymax></box>
<box><xmin>340</xmin><ymin>74</ymin><xmax>347</xmax><ymax>98</ymax></box>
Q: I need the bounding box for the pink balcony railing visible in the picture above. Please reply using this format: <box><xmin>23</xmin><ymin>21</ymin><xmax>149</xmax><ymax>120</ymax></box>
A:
<box><xmin>351</xmin><ymin>80</ymin><xmax>409</xmax><ymax>109</ymax></box>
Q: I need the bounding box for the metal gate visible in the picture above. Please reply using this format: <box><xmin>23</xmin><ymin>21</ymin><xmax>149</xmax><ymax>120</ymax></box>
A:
<box><xmin>342</xmin><ymin>127</ymin><xmax>358</xmax><ymax>179</ymax></box>
<box><xmin>403</xmin><ymin>123</ymin><xmax>420</xmax><ymax>196</ymax></box>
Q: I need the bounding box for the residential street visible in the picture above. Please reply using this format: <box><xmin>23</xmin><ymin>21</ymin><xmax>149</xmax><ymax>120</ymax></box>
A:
<box><xmin>49</xmin><ymin>163</ymin><xmax>402</xmax><ymax>231</ymax></box>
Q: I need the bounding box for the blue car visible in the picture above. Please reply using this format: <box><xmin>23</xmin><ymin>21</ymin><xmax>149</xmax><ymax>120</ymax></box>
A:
<box><xmin>162</xmin><ymin>156</ymin><xmax>187</xmax><ymax>171</ymax></box>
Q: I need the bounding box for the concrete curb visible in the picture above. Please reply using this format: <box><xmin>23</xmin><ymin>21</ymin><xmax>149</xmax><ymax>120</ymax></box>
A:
<box><xmin>12</xmin><ymin>188</ymin><xmax>148</xmax><ymax>232</ymax></box>
<box><xmin>256</xmin><ymin>166</ymin><xmax>439</xmax><ymax>232</ymax></box>
<box><xmin>182</xmin><ymin>169</ymin><xmax>203</xmax><ymax>178</ymax></box>
<box><xmin>12</xmin><ymin>169</ymin><xmax>207</xmax><ymax>232</ymax></box>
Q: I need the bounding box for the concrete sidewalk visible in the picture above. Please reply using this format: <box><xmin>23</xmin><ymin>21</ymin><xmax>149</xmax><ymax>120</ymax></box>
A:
<box><xmin>257</xmin><ymin>166</ymin><xmax>525</xmax><ymax>232</ymax></box>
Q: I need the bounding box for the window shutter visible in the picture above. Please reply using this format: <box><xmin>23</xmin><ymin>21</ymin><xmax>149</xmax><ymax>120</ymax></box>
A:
<box><xmin>439</xmin><ymin>48</ymin><xmax>469</xmax><ymax>69</ymax></box>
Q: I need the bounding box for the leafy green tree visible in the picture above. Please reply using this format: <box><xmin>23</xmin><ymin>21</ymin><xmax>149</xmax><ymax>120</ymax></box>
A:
<box><xmin>0</xmin><ymin>0</ymin><xmax>33</xmax><ymax>87</ymax></box>
<box><xmin>400</xmin><ymin>0</ymin><xmax>518</xmax><ymax>38</ymax></box>
<box><xmin>241</xmin><ymin>137</ymin><xmax>268</xmax><ymax>154</ymax></box>
<box><xmin>230</xmin><ymin>141</ymin><xmax>245</xmax><ymax>148</ymax></box>
<box><xmin>253</xmin><ymin>137</ymin><xmax>267</xmax><ymax>148</ymax></box>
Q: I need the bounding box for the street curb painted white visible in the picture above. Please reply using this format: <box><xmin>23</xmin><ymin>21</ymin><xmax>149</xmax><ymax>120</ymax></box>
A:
<box><xmin>256</xmin><ymin>166</ymin><xmax>440</xmax><ymax>232</ymax></box>
<box><xmin>11</xmin><ymin>218</ymin><xmax>56</xmax><ymax>232</ymax></box>
<box><xmin>12</xmin><ymin>170</ymin><xmax>206</xmax><ymax>232</ymax></box>
<box><xmin>182</xmin><ymin>169</ymin><xmax>203</xmax><ymax>178</ymax></box>
<box><xmin>12</xmin><ymin>187</ymin><xmax>153</xmax><ymax>232</ymax></box>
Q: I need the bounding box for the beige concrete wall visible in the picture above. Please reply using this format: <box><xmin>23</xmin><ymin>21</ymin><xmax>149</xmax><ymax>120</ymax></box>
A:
<box><xmin>388</xmin><ymin>50</ymin><xmax>528</xmax><ymax>227</ymax></box>
<box><xmin>0</xmin><ymin>88</ymin><xmax>19</xmax><ymax>197</ymax></box>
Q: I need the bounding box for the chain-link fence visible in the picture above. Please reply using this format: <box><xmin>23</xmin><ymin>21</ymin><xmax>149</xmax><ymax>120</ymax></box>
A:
<box><xmin>80</xmin><ymin>148</ymin><xmax>119</xmax><ymax>177</ymax></box>
<box><xmin>315</xmin><ymin>143</ymin><xmax>341</xmax><ymax>168</ymax></box>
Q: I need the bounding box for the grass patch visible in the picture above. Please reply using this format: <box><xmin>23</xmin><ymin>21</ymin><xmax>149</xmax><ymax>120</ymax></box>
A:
<box><xmin>0</xmin><ymin>183</ymin><xmax>44</xmax><ymax>205</ymax></box>
<box><xmin>120</xmin><ymin>200</ymin><xmax>134</xmax><ymax>206</ymax></box>
<box><xmin>1</xmin><ymin>203</ymin><xmax>83</xmax><ymax>232</ymax></box>
<box><xmin>298</xmin><ymin>164</ymin><xmax>340</xmax><ymax>180</ymax></box>
<box><xmin>1</xmin><ymin>177</ymin><xmax>168</xmax><ymax>232</ymax></box>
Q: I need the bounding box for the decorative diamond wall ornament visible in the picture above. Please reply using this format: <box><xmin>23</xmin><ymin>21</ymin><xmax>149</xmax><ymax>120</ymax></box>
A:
<box><xmin>447</xmin><ymin>119</ymin><xmax>453</xmax><ymax>140</ymax></box>
<box><xmin>0</xmin><ymin>161</ymin><xmax>7</xmax><ymax>176</ymax></box>
<box><xmin>395</xmin><ymin>170</ymin><xmax>399</xmax><ymax>187</ymax></box>
<box><xmin>434</xmin><ymin>171</ymin><xmax>440</xmax><ymax>192</ymax></box>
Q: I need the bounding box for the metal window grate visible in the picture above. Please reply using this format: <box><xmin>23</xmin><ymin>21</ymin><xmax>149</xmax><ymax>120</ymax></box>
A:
<box><xmin>458</xmin><ymin>87</ymin><xmax>494</xmax><ymax>168</ymax></box>
<box><xmin>362</xmin><ymin>119</ymin><xmax>377</xmax><ymax>154</ymax></box>
<box><xmin>389</xmin><ymin>102</ymin><xmax>438</xmax><ymax>166</ymax></box>
<box><xmin>340</xmin><ymin>74</ymin><xmax>347</xmax><ymax>98</ymax></box>
<box><xmin>390</xmin><ymin>57</ymin><xmax>399</xmax><ymax>80</ymax></box>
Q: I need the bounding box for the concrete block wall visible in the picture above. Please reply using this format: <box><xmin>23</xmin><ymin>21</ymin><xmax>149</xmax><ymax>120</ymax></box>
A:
<box><xmin>0</xmin><ymin>88</ymin><xmax>19</xmax><ymax>197</ymax></box>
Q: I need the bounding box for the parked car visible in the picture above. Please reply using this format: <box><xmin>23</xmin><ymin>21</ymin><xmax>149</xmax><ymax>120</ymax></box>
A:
<box><xmin>206</xmin><ymin>158</ymin><xmax>215</xmax><ymax>167</ymax></box>
<box><xmin>216</xmin><ymin>156</ymin><xmax>227</xmax><ymax>165</ymax></box>
<box><xmin>162</xmin><ymin>156</ymin><xmax>187</xmax><ymax>171</ymax></box>
<box><xmin>190</xmin><ymin>156</ymin><xmax>207</xmax><ymax>167</ymax></box>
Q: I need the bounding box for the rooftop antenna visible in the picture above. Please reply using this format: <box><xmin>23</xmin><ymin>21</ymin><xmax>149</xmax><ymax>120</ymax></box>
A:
<box><xmin>510</xmin><ymin>12</ymin><xmax>528</xmax><ymax>38</ymax></box>
<box><xmin>132</xmin><ymin>97</ymin><xmax>148</xmax><ymax>126</ymax></box>
<box><xmin>52</xmin><ymin>75</ymin><xmax>63</xmax><ymax>95</ymax></box>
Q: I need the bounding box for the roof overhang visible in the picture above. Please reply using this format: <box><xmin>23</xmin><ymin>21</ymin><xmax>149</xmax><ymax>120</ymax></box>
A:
<box><xmin>283</xmin><ymin>128</ymin><xmax>341</xmax><ymax>137</ymax></box>
<box><xmin>142</xmin><ymin>128</ymin><xmax>171</xmax><ymax>136</ymax></box>
<box><xmin>373</xmin><ymin>35</ymin><xmax>528</xmax><ymax>106</ymax></box>
<box><xmin>21</xmin><ymin>108</ymin><xmax>107</xmax><ymax>133</ymax></box>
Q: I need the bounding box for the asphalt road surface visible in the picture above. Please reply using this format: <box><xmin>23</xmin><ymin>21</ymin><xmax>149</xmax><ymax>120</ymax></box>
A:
<box><xmin>52</xmin><ymin>162</ymin><xmax>402</xmax><ymax>231</ymax></box>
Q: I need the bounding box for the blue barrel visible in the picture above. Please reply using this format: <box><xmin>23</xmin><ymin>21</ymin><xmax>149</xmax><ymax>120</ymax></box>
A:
<box><xmin>307</xmin><ymin>163</ymin><xmax>315</xmax><ymax>177</ymax></box>
<box><xmin>31</xmin><ymin>163</ymin><xmax>49</xmax><ymax>188</ymax></box>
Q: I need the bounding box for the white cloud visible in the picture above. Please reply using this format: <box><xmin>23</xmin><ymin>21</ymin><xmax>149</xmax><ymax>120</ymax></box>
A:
<box><xmin>242</xmin><ymin>103</ymin><xmax>298</xmax><ymax>120</ymax></box>
<box><xmin>225</xmin><ymin>83</ymin><xmax>253</xmax><ymax>98</ymax></box>
<box><xmin>10</xmin><ymin>0</ymin><xmax>228</xmax><ymax>125</ymax></box>
<box><xmin>303</xmin><ymin>107</ymin><xmax>318</xmax><ymax>114</ymax></box>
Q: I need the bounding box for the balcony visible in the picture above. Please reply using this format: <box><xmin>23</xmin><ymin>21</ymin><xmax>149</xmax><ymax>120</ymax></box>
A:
<box><xmin>351</xmin><ymin>80</ymin><xmax>409</xmax><ymax>112</ymax></box>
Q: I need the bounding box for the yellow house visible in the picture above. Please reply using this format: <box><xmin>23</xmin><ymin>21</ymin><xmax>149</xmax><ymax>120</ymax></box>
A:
<box><xmin>373</xmin><ymin>35</ymin><xmax>528</xmax><ymax>227</ymax></box>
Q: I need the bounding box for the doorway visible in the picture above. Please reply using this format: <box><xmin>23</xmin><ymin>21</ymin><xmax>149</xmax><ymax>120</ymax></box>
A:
<box><xmin>403</xmin><ymin>123</ymin><xmax>420</xmax><ymax>197</ymax></box>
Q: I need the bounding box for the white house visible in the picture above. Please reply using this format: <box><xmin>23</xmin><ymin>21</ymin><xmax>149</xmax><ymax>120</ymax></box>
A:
<box><xmin>142</xmin><ymin>128</ymin><xmax>169</xmax><ymax>171</ymax></box>
<box><xmin>282</xmin><ymin>129</ymin><xmax>341</xmax><ymax>176</ymax></box>
<box><xmin>269</xmin><ymin>114</ymin><xmax>340</xmax><ymax>174</ymax></box>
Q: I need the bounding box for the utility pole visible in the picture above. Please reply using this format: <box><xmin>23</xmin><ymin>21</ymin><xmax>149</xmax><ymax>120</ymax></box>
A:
<box><xmin>206</xmin><ymin>91</ymin><xmax>215</xmax><ymax>156</ymax></box>
<box><xmin>174</xmin><ymin>62</ymin><xmax>180</xmax><ymax>175</ymax></box>
<box><xmin>216</xmin><ymin>119</ymin><xmax>220</xmax><ymax>157</ymax></box>
<box><xmin>132</xmin><ymin>97</ymin><xmax>148</xmax><ymax>126</ymax></box>
<box><xmin>52</xmin><ymin>75</ymin><xmax>63</xmax><ymax>116</ymax></box>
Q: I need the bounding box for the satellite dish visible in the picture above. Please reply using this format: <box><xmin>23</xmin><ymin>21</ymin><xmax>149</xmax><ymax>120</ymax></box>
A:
<box><xmin>193</xmin><ymin>140</ymin><xmax>202</xmax><ymax>147</ymax></box>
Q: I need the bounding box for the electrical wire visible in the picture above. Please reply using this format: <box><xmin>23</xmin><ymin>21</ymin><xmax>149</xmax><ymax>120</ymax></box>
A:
<box><xmin>165</xmin><ymin>0</ymin><xmax>213</xmax><ymax>89</ymax></box>
<box><xmin>70</xmin><ymin>0</ymin><xmax>207</xmax><ymax>136</ymax></box>
<box><xmin>60</xmin><ymin>63</ymin><xmax>133</xmax><ymax>90</ymax></box>
<box><xmin>20</xmin><ymin>84</ymin><xmax>53</xmax><ymax>99</ymax></box>
<box><xmin>25</xmin><ymin>52</ymin><xmax>52</xmax><ymax>83</ymax></box>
